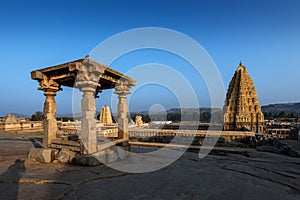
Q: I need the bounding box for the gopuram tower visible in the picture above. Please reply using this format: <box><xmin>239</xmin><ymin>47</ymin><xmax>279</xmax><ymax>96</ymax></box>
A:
<box><xmin>99</xmin><ymin>105</ymin><xmax>113</xmax><ymax>125</ymax></box>
<box><xmin>224</xmin><ymin>62</ymin><xmax>264</xmax><ymax>132</ymax></box>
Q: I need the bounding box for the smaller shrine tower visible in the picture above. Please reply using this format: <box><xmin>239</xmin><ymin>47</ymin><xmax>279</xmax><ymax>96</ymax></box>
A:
<box><xmin>99</xmin><ymin>106</ymin><xmax>113</xmax><ymax>125</ymax></box>
<box><xmin>135</xmin><ymin>115</ymin><xmax>143</xmax><ymax>127</ymax></box>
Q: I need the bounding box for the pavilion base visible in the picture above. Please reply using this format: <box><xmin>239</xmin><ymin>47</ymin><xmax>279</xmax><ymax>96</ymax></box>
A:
<box><xmin>27</xmin><ymin>138</ymin><xmax>130</xmax><ymax>165</ymax></box>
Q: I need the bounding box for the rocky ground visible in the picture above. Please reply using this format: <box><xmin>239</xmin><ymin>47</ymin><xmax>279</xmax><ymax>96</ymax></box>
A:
<box><xmin>0</xmin><ymin>131</ymin><xmax>299</xmax><ymax>200</ymax></box>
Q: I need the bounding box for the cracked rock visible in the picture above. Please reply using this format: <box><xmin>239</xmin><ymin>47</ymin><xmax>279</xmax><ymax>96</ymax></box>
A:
<box><xmin>106</xmin><ymin>149</ymin><xmax>119</xmax><ymax>163</ymax></box>
<box><xmin>73</xmin><ymin>155</ymin><xmax>102</xmax><ymax>166</ymax></box>
<box><xmin>92</xmin><ymin>150</ymin><xmax>106</xmax><ymax>163</ymax></box>
<box><xmin>57</xmin><ymin>149</ymin><xmax>77</xmax><ymax>163</ymax></box>
<box><xmin>27</xmin><ymin>148</ymin><xmax>54</xmax><ymax>163</ymax></box>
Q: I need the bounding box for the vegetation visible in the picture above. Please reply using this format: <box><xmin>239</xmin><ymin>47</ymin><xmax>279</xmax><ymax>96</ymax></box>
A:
<box><xmin>57</xmin><ymin>117</ymin><xmax>75</xmax><ymax>122</ymax></box>
<box><xmin>30</xmin><ymin>111</ymin><xmax>44</xmax><ymax>121</ymax></box>
<box><xmin>30</xmin><ymin>104</ymin><xmax>300</xmax><ymax>123</ymax></box>
<box><xmin>262</xmin><ymin>102</ymin><xmax>300</xmax><ymax>121</ymax></box>
<box><xmin>129</xmin><ymin>109</ymin><xmax>223</xmax><ymax>123</ymax></box>
<box><xmin>263</xmin><ymin>111</ymin><xmax>299</xmax><ymax>122</ymax></box>
<box><xmin>31</xmin><ymin>111</ymin><xmax>76</xmax><ymax>122</ymax></box>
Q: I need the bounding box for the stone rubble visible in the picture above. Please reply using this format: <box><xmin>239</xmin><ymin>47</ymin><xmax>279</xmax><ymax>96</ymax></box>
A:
<box><xmin>257</xmin><ymin>137</ymin><xmax>300</xmax><ymax>157</ymax></box>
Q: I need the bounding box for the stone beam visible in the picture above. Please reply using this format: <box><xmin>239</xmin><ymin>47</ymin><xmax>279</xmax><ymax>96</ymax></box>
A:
<box><xmin>31</xmin><ymin>70</ymin><xmax>44</xmax><ymax>80</ymax></box>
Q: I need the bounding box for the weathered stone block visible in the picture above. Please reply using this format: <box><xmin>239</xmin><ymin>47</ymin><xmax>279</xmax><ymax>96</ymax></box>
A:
<box><xmin>106</xmin><ymin>149</ymin><xmax>119</xmax><ymax>163</ymax></box>
<box><xmin>92</xmin><ymin>150</ymin><xmax>106</xmax><ymax>163</ymax></box>
<box><xmin>27</xmin><ymin>148</ymin><xmax>53</xmax><ymax>163</ymax></box>
<box><xmin>117</xmin><ymin>147</ymin><xmax>127</xmax><ymax>160</ymax></box>
<box><xmin>73</xmin><ymin>155</ymin><xmax>101</xmax><ymax>166</ymax></box>
<box><xmin>53</xmin><ymin>149</ymin><xmax>60</xmax><ymax>159</ymax></box>
<box><xmin>57</xmin><ymin>149</ymin><xmax>77</xmax><ymax>163</ymax></box>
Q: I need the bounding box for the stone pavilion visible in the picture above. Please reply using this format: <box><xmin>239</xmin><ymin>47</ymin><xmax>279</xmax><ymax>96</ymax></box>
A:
<box><xmin>31</xmin><ymin>58</ymin><xmax>136</xmax><ymax>155</ymax></box>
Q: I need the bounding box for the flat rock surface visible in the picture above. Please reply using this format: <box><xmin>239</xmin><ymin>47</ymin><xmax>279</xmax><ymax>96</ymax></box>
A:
<box><xmin>0</xmin><ymin>131</ymin><xmax>300</xmax><ymax>200</ymax></box>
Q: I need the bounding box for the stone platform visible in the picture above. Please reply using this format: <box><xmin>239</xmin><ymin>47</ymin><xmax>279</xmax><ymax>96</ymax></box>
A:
<box><xmin>0</xmin><ymin>131</ymin><xmax>300</xmax><ymax>199</ymax></box>
<box><xmin>27</xmin><ymin>137</ymin><xmax>129</xmax><ymax>165</ymax></box>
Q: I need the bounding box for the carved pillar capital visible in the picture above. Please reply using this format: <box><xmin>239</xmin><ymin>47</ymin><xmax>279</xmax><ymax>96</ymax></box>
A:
<box><xmin>114</xmin><ymin>81</ymin><xmax>131</xmax><ymax>96</ymax></box>
<box><xmin>38</xmin><ymin>76</ymin><xmax>61</xmax><ymax>95</ymax></box>
<box><xmin>74</xmin><ymin>60</ymin><xmax>105</xmax><ymax>96</ymax></box>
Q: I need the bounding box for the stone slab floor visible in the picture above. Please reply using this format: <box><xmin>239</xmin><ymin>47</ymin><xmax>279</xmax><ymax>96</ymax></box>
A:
<box><xmin>0</xmin><ymin>131</ymin><xmax>299</xmax><ymax>200</ymax></box>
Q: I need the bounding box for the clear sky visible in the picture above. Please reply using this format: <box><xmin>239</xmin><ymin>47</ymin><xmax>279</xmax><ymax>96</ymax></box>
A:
<box><xmin>0</xmin><ymin>0</ymin><xmax>300</xmax><ymax>116</ymax></box>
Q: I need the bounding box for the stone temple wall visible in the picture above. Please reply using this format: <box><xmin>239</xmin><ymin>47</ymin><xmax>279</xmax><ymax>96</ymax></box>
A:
<box><xmin>0</xmin><ymin>114</ymin><xmax>42</xmax><ymax>131</ymax></box>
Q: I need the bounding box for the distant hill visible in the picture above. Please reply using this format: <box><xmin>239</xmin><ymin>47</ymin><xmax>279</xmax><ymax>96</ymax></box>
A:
<box><xmin>36</xmin><ymin>103</ymin><xmax>300</xmax><ymax>120</ymax></box>
<box><xmin>261</xmin><ymin>102</ymin><xmax>300</xmax><ymax>114</ymax></box>
<box><xmin>129</xmin><ymin>107</ymin><xmax>223</xmax><ymax>123</ymax></box>
<box><xmin>10</xmin><ymin>113</ymin><xmax>30</xmax><ymax>118</ymax></box>
<box><xmin>132</xmin><ymin>107</ymin><xmax>222</xmax><ymax>114</ymax></box>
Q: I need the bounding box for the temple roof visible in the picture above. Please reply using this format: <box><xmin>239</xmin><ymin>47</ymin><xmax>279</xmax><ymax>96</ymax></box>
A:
<box><xmin>31</xmin><ymin>58</ymin><xmax>136</xmax><ymax>90</ymax></box>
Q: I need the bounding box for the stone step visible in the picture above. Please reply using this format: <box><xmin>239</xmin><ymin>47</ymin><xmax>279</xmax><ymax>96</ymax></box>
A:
<box><xmin>97</xmin><ymin>138</ymin><xmax>128</xmax><ymax>152</ymax></box>
<box><xmin>51</xmin><ymin>139</ymin><xmax>80</xmax><ymax>147</ymax></box>
<box><xmin>49</xmin><ymin>139</ymin><xmax>81</xmax><ymax>152</ymax></box>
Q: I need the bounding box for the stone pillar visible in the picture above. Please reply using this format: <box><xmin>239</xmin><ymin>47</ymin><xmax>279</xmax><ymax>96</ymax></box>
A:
<box><xmin>38</xmin><ymin>78</ymin><xmax>61</xmax><ymax>147</ymax></box>
<box><xmin>75</xmin><ymin>60</ymin><xmax>104</xmax><ymax>154</ymax></box>
<box><xmin>117</xmin><ymin>94</ymin><xmax>128</xmax><ymax>139</ymax></box>
<box><xmin>114</xmin><ymin>81</ymin><xmax>131</xmax><ymax>140</ymax></box>
<box><xmin>43</xmin><ymin>91</ymin><xmax>58</xmax><ymax>147</ymax></box>
<box><xmin>80</xmin><ymin>86</ymin><xmax>97</xmax><ymax>154</ymax></box>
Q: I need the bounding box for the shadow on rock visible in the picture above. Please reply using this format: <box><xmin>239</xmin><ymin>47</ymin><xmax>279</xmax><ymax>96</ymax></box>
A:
<box><xmin>0</xmin><ymin>159</ymin><xmax>25</xmax><ymax>200</ymax></box>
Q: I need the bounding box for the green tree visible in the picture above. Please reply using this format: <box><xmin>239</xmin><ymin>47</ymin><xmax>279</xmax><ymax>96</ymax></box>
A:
<box><xmin>278</xmin><ymin>111</ymin><xmax>286</xmax><ymax>119</ymax></box>
<box><xmin>31</xmin><ymin>111</ymin><xmax>44</xmax><ymax>121</ymax></box>
<box><xmin>30</xmin><ymin>114</ymin><xmax>37</xmax><ymax>121</ymax></box>
<box><xmin>287</xmin><ymin>112</ymin><xmax>295</xmax><ymax>118</ymax></box>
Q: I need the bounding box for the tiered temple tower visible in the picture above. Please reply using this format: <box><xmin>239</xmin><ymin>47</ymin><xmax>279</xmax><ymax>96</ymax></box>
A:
<box><xmin>135</xmin><ymin>115</ymin><xmax>143</xmax><ymax>127</ymax></box>
<box><xmin>224</xmin><ymin>63</ymin><xmax>264</xmax><ymax>132</ymax></box>
<box><xmin>99</xmin><ymin>106</ymin><xmax>113</xmax><ymax>125</ymax></box>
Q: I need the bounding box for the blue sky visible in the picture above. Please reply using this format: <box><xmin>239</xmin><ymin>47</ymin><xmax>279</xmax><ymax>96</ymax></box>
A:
<box><xmin>0</xmin><ymin>0</ymin><xmax>300</xmax><ymax>116</ymax></box>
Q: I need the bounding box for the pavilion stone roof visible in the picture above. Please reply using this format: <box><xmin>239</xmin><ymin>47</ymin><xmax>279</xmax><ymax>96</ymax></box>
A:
<box><xmin>31</xmin><ymin>58</ymin><xmax>136</xmax><ymax>90</ymax></box>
